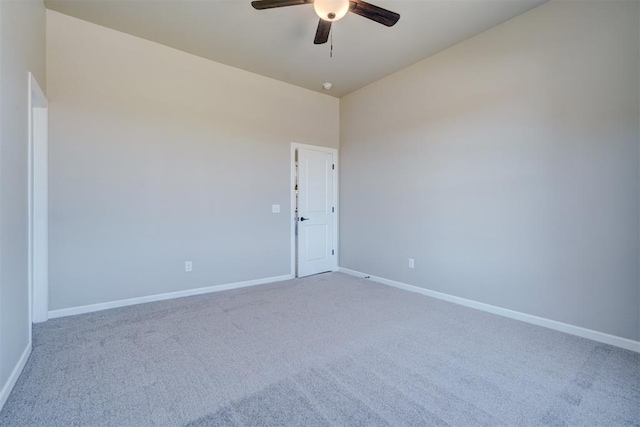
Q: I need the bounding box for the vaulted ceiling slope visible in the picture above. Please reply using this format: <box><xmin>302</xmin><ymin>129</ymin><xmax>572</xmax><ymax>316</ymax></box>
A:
<box><xmin>45</xmin><ymin>0</ymin><xmax>548</xmax><ymax>97</ymax></box>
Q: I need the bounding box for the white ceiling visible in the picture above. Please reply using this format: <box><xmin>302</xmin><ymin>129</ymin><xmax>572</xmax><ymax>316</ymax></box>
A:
<box><xmin>45</xmin><ymin>0</ymin><xmax>548</xmax><ymax>97</ymax></box>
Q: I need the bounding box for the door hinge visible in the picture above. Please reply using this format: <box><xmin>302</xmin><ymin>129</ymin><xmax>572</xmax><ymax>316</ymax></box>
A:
<box><xmin>332</xmin><ymin>249</ymin><xmax>335</xmax><ymax>255</ymax></box>
<box><xmin>332</xmin><ymin>207</ymin><xmax>335</xmax><ymax>213</ymax></box>
<box><xmin>332</xmin><ymin>164</ymin><xmax>335</xmax><ymax>170</ymax></box>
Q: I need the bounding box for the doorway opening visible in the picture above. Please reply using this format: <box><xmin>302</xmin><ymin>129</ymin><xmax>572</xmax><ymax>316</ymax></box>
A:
<box><xmin>290</xmin><ymin>143</ymin><xmax>338</xmax><ymax>278</ymax></box>
<box><xmin>28</xmin><ymin>72</ymin><xmax>48</xmax><ymax>329</ymax></box>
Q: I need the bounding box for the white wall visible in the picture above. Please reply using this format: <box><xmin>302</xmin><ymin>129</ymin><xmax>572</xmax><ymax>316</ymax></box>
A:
<box><xmin>0</xmin><ymin>0</ymin><xmax>46</xmax><ymax>401</ymax></box>
<box><xmin>47</xmin><ymin>10</ymin><xmax>339</xmax><ymax>311</ymax></box>
<box><xmin>340</xmin><ymin>0</ymin><xmax>639</xmax><ymax>341</ymax></box>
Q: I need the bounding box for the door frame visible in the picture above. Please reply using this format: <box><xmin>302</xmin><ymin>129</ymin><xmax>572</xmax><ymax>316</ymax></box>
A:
<box><xmin>28</xmin><ymin>72</ymin><xmax>48</xmax><ymax>328</ymax></box>
<box><xmin>290</xmin><ymin>142</ymin><xmax>338</xmax><ymax>277</ymax></box>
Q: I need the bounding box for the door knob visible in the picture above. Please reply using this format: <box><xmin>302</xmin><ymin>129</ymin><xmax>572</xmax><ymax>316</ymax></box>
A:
<box><xmin>300</xmin><ymin>217</ymin><xmax>309</xmax><ymax>222</ymax></box>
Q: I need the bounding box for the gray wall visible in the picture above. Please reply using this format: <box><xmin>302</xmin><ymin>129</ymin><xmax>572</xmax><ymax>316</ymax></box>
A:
<box><xmin>340</xmin><ymin>0</ymin><xmax>640</xmax><ymax>340</ymax></box>
<box><xmin>47</xmin><ymin>11</ymin><xmax>339</xmax><ymax>310</ymax></box>
<box><xmin>0</xmin><ymin>0</ymin><xmax>46</xmax><ymax>390</ymax></box>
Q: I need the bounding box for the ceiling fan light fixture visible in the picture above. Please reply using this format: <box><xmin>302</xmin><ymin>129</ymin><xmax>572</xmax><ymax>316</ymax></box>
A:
<box><xmin>313</xmin><ymin>0</ymin><xmax>349</xmax><ymax>22</ymax></box>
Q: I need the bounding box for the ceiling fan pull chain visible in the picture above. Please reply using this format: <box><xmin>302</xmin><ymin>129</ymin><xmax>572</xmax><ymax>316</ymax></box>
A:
<box><xmin>330</xmin><ymin>32</ymin><xmax>333</xmax><ymax>58</ymax></box>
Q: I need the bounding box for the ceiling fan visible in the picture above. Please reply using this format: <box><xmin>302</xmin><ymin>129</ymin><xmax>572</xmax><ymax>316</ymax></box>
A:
<box><xmin>251</xmin><ymin>0</ymin><xmax>400</xmax><ymax>45</ymax></box>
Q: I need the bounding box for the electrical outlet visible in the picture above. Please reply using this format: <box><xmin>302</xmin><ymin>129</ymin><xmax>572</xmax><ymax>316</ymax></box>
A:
<box><xmin>185</xmin><ymin>261</ymin><xmax>193</xmax><ymax>272</ymax></box>
<box><xmin>408</xmin><ymin>258</ymin><xmax>415</xmax><ymax>269</ymax></box>
<box><xmin>272</xmin><ymin>204</ymin><xmax>280</xmax><ymax>213</ymax></box>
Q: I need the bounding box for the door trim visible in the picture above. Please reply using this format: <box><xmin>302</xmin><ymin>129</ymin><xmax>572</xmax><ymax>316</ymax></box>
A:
<box><xmin>290</xmin><ymin>143</ymin><xmax>338</xmax><ymax>277</ymax></box>
<box><xmin>28</xmin><ymin>72</ymin><xmax>48</xmax><ymax>327</ymax></box>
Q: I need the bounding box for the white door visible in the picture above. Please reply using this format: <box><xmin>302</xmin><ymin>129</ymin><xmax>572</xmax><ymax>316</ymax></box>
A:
<box><xmin>297</xmin><ymin>148</ymin><xmax>334</xmax><ymax>277</ymax></box>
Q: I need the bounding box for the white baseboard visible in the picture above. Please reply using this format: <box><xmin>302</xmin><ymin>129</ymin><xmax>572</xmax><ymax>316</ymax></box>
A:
<box><xmin>0</xmin><ymin>342</ymin><xmax>32</xmax><ymax>412</ymax></box>
<box><xmin>48</xmin><ymin>274</ymin><xmax>294</xmax><ymax>319</ymax></box>
<box><xmin>339</xmin><ymin>267</ymin><xmax>640</xmax><ymax>353</ymax></box>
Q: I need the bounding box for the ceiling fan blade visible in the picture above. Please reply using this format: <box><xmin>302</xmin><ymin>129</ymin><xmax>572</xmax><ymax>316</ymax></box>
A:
<box><xmin>348</xmin><ymin>0</ymin><xmax>399</xmax><ymax>27</ymax></box>
<box><xmin>314</xmin><ymin>19</ymin><xmax>331</xmax><ymax>44</ymax></box>
<box><xmin>251</xmin><ymin>0</ymin><xmax>311</xmax><ymax>10</ymax></box>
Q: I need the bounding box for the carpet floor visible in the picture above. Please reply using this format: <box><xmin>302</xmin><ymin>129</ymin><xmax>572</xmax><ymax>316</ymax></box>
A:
<box><xmin>1</xmin><ymin>272</ymin><xmax>638</xmax><ymax>426</ymax></box>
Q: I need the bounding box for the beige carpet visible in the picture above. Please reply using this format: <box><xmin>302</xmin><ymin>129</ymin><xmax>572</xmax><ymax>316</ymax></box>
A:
<box><xmin>1</xmin><ymin>273</ymin><xmax>638</xmax><ymax>426</ymax></box>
